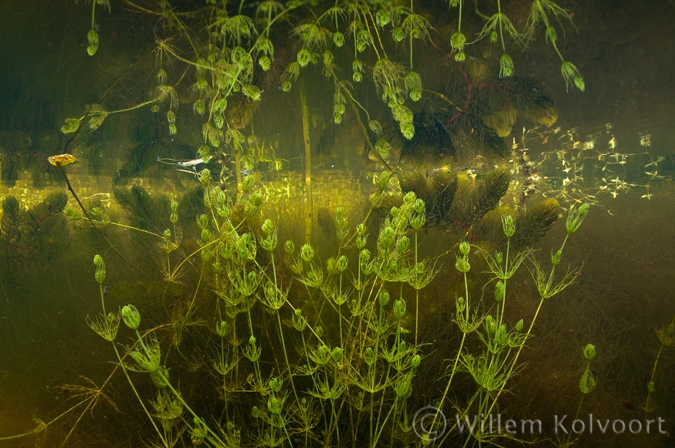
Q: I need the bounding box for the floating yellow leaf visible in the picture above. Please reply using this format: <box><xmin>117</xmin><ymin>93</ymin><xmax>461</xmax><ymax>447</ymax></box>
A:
<box><xmin>48</xmin><ymin>154</ymin><xmax>77</xmax><ymax>167</ymax></box>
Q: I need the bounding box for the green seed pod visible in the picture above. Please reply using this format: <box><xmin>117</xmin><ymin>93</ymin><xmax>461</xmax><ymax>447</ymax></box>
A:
<box><xmin>400</xmin><ymin>122</ymin><xmax>415</xmax><ymax>140</ymax></box>
<box><xmin>197</xmin><ymin>214</ymin><xmax>209</xmax><ymax>230</ymax></box>
<box><xmin>499</xmin><ymin>53</ymin><xmax>514</xmax><ymax>78</ymax></box>
<box><xmin>485</xmin><ymin>315</ymin><xmax>496</xmax><ymax>336</ymax></box>
<box><xmin>551</xmin><ymin>248</ymin><xmax>562</xmax><ymax>267</ymax></box>
<box><xmin>501</xmin><ymin>214</ymin><xmax>516</xmax><ymax>238</ymax></box>
<box><xmin>583</xmin><ymin>343</ymin><xmax>596</xmax><ymax>361</ymax></box>
<box><xmin>391</xmin><ymin>27</ymin><xmax>405</xmax><ymax>42</ymax></box>
<box><xmin>450</xmin><ymin>32</ymin><xmax>465</xmax><ymax>51</ymax></box>
<box><xmin>379</xmin><ymin>227</ymin><xmax>396</xmax><ymax>250</ymax></box>
<box><xmin>411</xmin><ymin>354</ymin><xmax>421</xmax><ymax>368</ymax></box>
<box><xmin>376</xmin><ymin>8</ymin><xmax>390</xmax><ymax>27</ymax></box>
<box><xmin>490</xmin><ymin>30</ymin><xmax>498</xmax><ymax>43</ymax></box>
<box><xmin>94</xmin><ymin>257</ymin><xmax>106</xmax><ymax>284</ymax></box>
<box><xmin>410</xmin><ymin>213</ymin><xmax>425</xmax><ymax>230</ymax></box>
<box><xmin>356</xmin><ymin>223</ymin><xmax>366</xmax><ymax>236</ymax></box>
<box><xmin>93</xmin><ymin>254</ymin><xmax>104</xmax><ymax>267</ymax></box>
<box><xmin>87</xmin><ymin>28</ymin><xmax>99</xmax><ymax>47</ymax></box>
<box><xmin>268</xmin><ymin>377</ymin><xmax>282</xmax><ymax>393</ymax></box>
<box><xmin>574</xmin><ymin>76</ymin><xmax>585</xmax><ymax>92</ymax></box>
<box><xmin>393</xmin><ymin>298</ymin><xmax>406</xmax><ymax>319</ymax></box>
<box><xmin>199</xmin><ymin>169</ymin><xmax>211</xmax><ymax>187</ymax></box>
<box><xmin>285</xmin><ymin>240</ymin><xmax>295</xmax><ymax>254</ymax></box>
<box><xmin>333</xmin><ymin>31</ymin><xmax>345</xmax><ymax>48</ymax></box>
<box><xmin>292</xmin><ymin>309</ymin><xmax>306</xmax><ymax>332</ymax></box>
<box><xmin>297</xmin><ymin>48</ymin><xmax>311</xmax><ymax>67</ymax></box>
<box><xmin>359</xmin><ymin>248</ymin><xmax>371</xmax><ymax>263</ymax></box>
<box><xmin>258</xmin><ymin>55</ymin><xmax>271</xmax><ymax>71</ymax></box>
<box><xmin>379</xmin><ymin>289</ymin><xmax>390</xmax><ymax>307</ymax></box>
<box><xmin>300</xmin><ymin>243</ymin><xmax>315</xmax><ymax>262</ymax></box>
<box><xmin>495</xmin><ymin>251</ymin><xmax>503</xmax><ymax>265</ymax></box>
<box><xmin>216</xmin><ymin>321</ymin><xmax>227</xmax><ymax>338</ymax></box>
<box><xmin>121</xmin><ymin>305</ymin><xmax>141</xmax><ymax>330</ymax></box>
<box><xmin>267</xmin><ymin>396</ymin><xmax>282</xmax><ymax>414</ymax></box>
<box><xmin>455</xmin><ymin>51</ymin><xmax>466</xmax><ymax>62</ymax></box>
<box><xmin>495</xmin><ymin>324</ymin><xmax>508</xmax><ymax>346</ymax></box>
<box><xmin>332</xmin><ymin>347</ymin><xmax>343</xmax><ymax>363</ymax></box>
<box><xmin>262</xmin><ymin>219</ymin><xmax>274</xmax><ymax>235</ymax></box>
<box><xmin>494</xmin><ymin>281</ymin><xmax>505</xmax><ymax>303</ymax></box>
<box><xmin>455</xmin><ymin>256</ymin><xmax>470</xmax><ymax>274</ymax></box>
<box><xmin>459</xmin><ymin>241</ymin><xmax>470</xmax><ymax>256</ymax></box>
<box><xmin>337</xmin><ymin>255</ymin><xmax>348</xmax><ymax>272</ymax></box>
<box><xmin>249</xmin><ymin>335</ymin><xmax>257</xmax><ymax>345</ymax></box>
<box><xmin>515</xmin><ymin>319</ymin><xmax>524</xmax><ymax>332</ymax></box>
<box><xmin>396</xmin><ymin>236</ymin><xmax>410</xmax><ymax>254</ymax></box>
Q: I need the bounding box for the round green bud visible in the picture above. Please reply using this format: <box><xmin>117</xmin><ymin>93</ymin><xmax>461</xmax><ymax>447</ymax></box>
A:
<box><xmin>268</xmin><ymin>377</ymin><xmax>282</xmax><ymax>393</ymax></box>
<box><xmin>332</xmin><ymin>347</ymin><xmax>343</xmax><ymax>363</ymax></box>
<box><xmin>121</xmin><ymin>305</ymin><xmax>141</xmax><ymax>330</ymax></box>
<box><xmin>333</xmin><ymin>31</ymin><xmax>345</xmax><ymax>48</ymax></box>
<box><xmin>249</xmin><ymin>335</ymin><xmax>257</xmax><ymax>345</ymax></box>
<box><xmin>282</xmin><ymin>81</ymin><xmax>292</xmax><ymax>92</ymax></box>
<box><xmin>450</xmin><ymin>32</ymin><xmax>465</xmax><ymax>51</ymax></box>
<box><xmin>379</xmin><ymin>226</ymin><xmax>396</xmax><ymax>250</ymax></box>
<box><xmin>93</xmin><ymin>254</ymin><xmax>104</xmax><ymax>267</ymax></box>
<box><xmin>459</xmin><ymin>241</ymin><xmax>470</xmax><ymax>256</ymax></box>
<box><xmin>455</xmin><ymin>256</ymin><xmax>470</xmax><ymax>274</ymax></box>
<box><xmin>494</xmin><ymin>281</ymin><xmax>505</xmax><ymax>303</ymax></box>
<box><xmin>337</xmin><ymin>255</ymin><xmax>348</xmax><ymax>272</ymax></box>
<box><xmin>393</xmin><ymin>298</ymin><xmax>406</xmax><ymax>319</ymax></box>
<box><xmin>258</xmin><ymin>55</ymin><xmax>271</xmax><ymax>71</ymax></box>
<box><xmin>285</xmin><ymin>240</ymin><xmax>295</xmax><ymax>254</ymax></box>
<box><xmin>515</xmin><ymin>319</ymin><xmax>524</xmax><ymax>332</ymax></box>
<box><xmin>262</xmin><ymin>219</ymin><xmax>274</xmax><ymax>235</ymax></box>
<box><xmin>583</xmin><ymin>344</ymin><xmax>596</xmax><ymax>361</ymax></box>
<box><xmin>454</xmin><ymin>51</ymin><xmax>466</xmax><ymax>62</ymax></box>
<box><xmin>216</xmin><ymin>321</ymin><xmax>227</xmax><ymax>338</ymax></box>
<box><xmin>379</xmin><ymin>289</ymin><xmax>390</xmax><ymax>307</ymax></box>
<box><xmin>396</xmin><ymin>235</ymin><xmax>410</xmax><ymax>254</ymax></box>
<box><xmin>300</xmin><ymin>243</ymin><xmax>314</xmax><ymax>262</ymax></box>
<box><xmin>356</xmin><ymin>223</ymin><xmax>366</xmax><ymax>236</ymax></box>
<box><xmin>353</xmin><ymin>71</ymin><xmax>363</xmax><ymax>83</ymax></box>
<box><xmin>411</xmin><ymin>354</ymin><xmax>421</xmax><ymax>368</ymax></box>
<box><xmin>391</xmin><ymin>27</ymin><xmax>405</xmax><ymax>43</ymax></box>
<box><xmin>501</xmin><ymin>214</ymin><xmax>516</xmax><ymax>238</ymax></box>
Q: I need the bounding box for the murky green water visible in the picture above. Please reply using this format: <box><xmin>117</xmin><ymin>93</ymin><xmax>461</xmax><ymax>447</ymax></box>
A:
<box><xmin>0</xmin><ymin>1</ymin><xmax>674</xmax><ymax>447</ymax></box>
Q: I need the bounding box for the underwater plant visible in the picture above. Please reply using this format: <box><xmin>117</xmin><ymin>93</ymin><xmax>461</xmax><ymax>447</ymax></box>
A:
<box><xmin>0</xmin><ymin>158</ymin><xmax>595</xmax><ymax>447</ymax></box>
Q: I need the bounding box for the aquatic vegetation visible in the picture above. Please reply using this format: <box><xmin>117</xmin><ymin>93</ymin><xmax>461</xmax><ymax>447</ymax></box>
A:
<box><xmin>61</xmin><ymin>0</ymin><xmax>583</xmax><ymax>182</ymax></box>
<box><xmin>0</xmin><ymin>163</ymin><xmax>594</xmax><ymax>447</ymax></box>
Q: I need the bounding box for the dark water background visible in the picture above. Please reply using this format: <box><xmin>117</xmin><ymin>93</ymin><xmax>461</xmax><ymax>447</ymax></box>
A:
<box><xmin>0</xmin><ymin>1</ymin><xmax>674</xmax><ymax>447</ymax></box>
